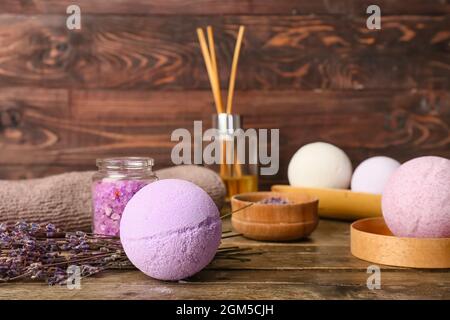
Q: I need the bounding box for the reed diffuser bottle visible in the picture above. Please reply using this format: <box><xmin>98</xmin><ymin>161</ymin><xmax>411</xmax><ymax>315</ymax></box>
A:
<box><xmin>197</xmin><ymin>25</ymin><xmax>257</xmax><ymax>199</ymax></box>
<box><xmin>213</xmin><ymin>113</ymin><xmax>258</xmax><ymax>200</ymax></box>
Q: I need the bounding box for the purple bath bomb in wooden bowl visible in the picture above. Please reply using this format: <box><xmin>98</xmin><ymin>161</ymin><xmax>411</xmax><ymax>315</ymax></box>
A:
<box><xmin>382</xmin><ymin>156</ymin><xmax>450</xmax><ymax>238</ymax></box>
<box><xmin>120</xmin><ymin>179</ymin><xmax>222</xmax><ymax>281</ymax></box>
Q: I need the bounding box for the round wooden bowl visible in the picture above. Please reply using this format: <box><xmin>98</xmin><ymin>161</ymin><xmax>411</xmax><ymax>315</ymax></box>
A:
<box><xmin>351</xmin><ymin>217</ymin><xmax>450</xmax><ymax>268</ymax></box>
<box><xmin>231</xmin><ymin>192</ymin><xmax>319</xmax><ymax>241</ymax></box>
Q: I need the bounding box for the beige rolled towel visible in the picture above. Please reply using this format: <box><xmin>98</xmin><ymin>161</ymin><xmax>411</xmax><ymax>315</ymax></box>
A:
<box><xmin>0</xmin><ymin>165</ymin><xmax>225</xmax><ymax>231</ymax></box>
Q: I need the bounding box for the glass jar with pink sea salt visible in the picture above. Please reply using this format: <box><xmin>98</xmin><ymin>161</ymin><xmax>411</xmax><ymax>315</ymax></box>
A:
<box><xmin>92</xmin><ymin>157</ymin><xmax>158</xmax><ymax>236</ymax></box>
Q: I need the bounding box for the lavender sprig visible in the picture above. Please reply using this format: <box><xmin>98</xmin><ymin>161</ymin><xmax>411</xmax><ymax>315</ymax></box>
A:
<box><xmin>0</xmin><ymin>221</ymin><xmax>255</xmax><ymax>285</ymax></box>
<box><xmin>0</xmin><ymin>222</ymin><xmax>129</xmax><ymax>285</ymax></box>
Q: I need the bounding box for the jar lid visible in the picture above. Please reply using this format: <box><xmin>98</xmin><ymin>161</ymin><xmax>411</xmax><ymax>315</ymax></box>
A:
<box><xmin>96</xmin><ymin>157</ymin><xmax>154</xmax><ymax>170</ymax></box>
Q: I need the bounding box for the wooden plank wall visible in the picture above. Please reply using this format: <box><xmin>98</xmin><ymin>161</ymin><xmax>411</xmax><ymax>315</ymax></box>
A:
<box><xmin>0</xmin><ymin>1</ymin><xmax>449</xmax><ymax>188</ymax></box>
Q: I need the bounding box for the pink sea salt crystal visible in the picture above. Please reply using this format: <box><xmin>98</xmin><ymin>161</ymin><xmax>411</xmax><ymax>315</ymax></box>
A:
<box><xmin>104</xmin><ymin>206</ymin><xmax>112</xmax><ymax>217</ymax></box>
<box><xmin>92</xmin><ymin>180</ymin><xmax>149</xmax><ymax>236</ymax></box>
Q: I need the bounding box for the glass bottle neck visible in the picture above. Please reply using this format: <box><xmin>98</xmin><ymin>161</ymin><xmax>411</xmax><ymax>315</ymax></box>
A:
<box><xmin>212</xmin><ymin>113</ymin><xmax>242</xmax><ymax>134</ymax></box>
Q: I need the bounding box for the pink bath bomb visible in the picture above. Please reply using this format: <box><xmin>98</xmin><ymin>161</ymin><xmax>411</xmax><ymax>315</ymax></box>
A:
<box><xmin>382</xmin><ymin>156</ymin><xmax>450</xmax><ymax>238</ymax></box>
<box><xmin>120</xmin><ymin>179</ymin><xmax>222</xmax><ymax>280</ymax></box>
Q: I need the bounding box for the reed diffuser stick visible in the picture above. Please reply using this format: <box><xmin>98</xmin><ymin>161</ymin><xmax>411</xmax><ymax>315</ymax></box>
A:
<box><xmin>197</xmin><ymin>28</ymin><xmax>223</xmax><ymax>114</ymax></box>
<box><xmin>206</xmin><ymin>26</ymin><xmax>224</xmax><ymax>113</ymax></box>
<box><xmin>220</xmin><ymin>140</ymin><xmax>229</xmax><ymax>177</ymax></box>
<box><xmin>207</xmin><ymin>27</ymin><xmax>220</xmax><ymax>90</ymax></box>
<box><xmin>226</xmin><ymin>26</ymin><xmax>245</xmax><ymax>114</ymax></box>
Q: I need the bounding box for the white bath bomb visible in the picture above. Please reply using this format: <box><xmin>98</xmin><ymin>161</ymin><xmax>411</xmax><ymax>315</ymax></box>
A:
<box><xmin>288</xmin><ymin>142</ymin><xmax>353</xmax><ymax>189</ymax></box>
<box><xmin>351</xmin><ymin>156</ymin><xmax>400</xmax><ymax>194</ymax></box>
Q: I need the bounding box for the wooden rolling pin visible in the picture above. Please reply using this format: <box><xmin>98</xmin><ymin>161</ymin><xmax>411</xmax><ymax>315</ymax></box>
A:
<box><xmin>272</xmin><ymin>185</ymin><xmax>382</xmax><ymax>221</ymax></box>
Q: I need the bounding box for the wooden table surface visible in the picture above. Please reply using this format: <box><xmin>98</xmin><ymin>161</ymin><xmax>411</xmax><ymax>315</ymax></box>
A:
<box><xmin>1</xmin><ymin>218</ymin><xmax>449</xmax><ymax>300</ymax></box>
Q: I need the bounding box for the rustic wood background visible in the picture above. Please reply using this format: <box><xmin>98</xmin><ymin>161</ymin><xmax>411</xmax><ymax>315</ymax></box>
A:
<box><xmin>0</xmin><ymin>0</ymin><xmax>449</xmax><ymax>188</ymax></box>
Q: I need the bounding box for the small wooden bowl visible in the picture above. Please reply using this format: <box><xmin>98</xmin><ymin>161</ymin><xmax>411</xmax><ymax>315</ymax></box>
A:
<box><xmin>231</xmin><ymin>192</ymin><xmax>319</xmax><ymax>241</ymax></box>
<box><xmin>351</xmin><ymin>218</ymin><xmax>450</xmax><ymax>268</ymax></box>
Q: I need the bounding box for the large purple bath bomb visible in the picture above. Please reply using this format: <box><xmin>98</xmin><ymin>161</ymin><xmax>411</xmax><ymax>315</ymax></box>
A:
<box><xmin>120</xmin><ymin>179</ymin><xmax>222</xmax><ymax>280</ymax></box>
<box><xmin>382</xmin><ymin>156</ymin><xmax>450</xmax><ymax>238</ymax></box>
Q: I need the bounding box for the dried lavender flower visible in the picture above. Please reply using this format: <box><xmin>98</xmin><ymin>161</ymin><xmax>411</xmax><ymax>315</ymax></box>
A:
<box><xmin>0</xmin><ymin>221</ymin><xmax>254</xmax><ymax>285</ymax></box>
<box><xmin>0</xmin><ymin>222</ymin><xmax>128</xmax><ymax>285</ymax></box>
<box><xmin>258</xmin><ymin>197</ymin><xmax>291</xmax><ymax>205</ymax></box>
